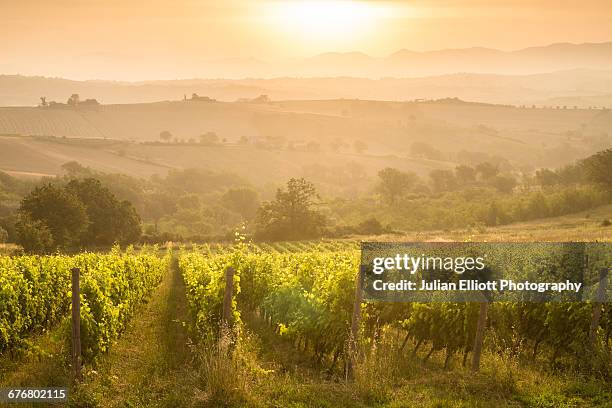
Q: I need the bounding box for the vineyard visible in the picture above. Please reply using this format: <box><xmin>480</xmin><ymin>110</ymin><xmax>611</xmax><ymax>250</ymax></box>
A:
<box><xmin>177</xmin><ymin>243</ymin><xmax>611</xmax><ymax>406</ymax></box>
<box><xmin>0</xmin><ymin>246</ymin><xmax>171</xmax><ymax>363</ymax></box>
<box><xmin>0</xmin><ymin>241</ymin><xmax>610</xmax><ymax>407</ymax></box>
<box><xmin>180</xmin><ymin>243</ymin><xmax>611</xmax><ymax>369</ymax></box>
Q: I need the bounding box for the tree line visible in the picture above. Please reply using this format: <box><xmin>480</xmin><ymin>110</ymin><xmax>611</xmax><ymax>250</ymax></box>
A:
<box><xmin>0</xmin><ymin>148</ymin><xmax>610</xmax><ymax>251</ymax></box>
<box><xmin>15</xmin><ymin>179</ymin><xmax>140</xmax><ymax>252</ymax></box>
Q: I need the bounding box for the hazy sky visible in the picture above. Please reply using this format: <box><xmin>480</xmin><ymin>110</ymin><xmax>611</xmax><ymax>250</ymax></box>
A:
<box><xmin>2</xmin><ymin>0</ymin><xmax>612</xmax><ymax>80</ymax></box>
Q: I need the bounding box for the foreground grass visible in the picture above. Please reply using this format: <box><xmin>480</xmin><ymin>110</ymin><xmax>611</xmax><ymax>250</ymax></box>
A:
<box><xmin>208</xmin><ymin>316</ymin><xmax>611</xmax><ymax>408</ymax></box>
<box><xmin>0</xmin><ymin>320</ymin><xmax>72</xmax><ymax>407</ymax></box>
<box><xmin>3</xmin><ymin>315</ymin><xmax>608</xmax><ymax>408</ymax></box>
<box><xmin>71</xmin><ymin>258</ymin><xmax>199</xmax><ymax>407</ymax></box>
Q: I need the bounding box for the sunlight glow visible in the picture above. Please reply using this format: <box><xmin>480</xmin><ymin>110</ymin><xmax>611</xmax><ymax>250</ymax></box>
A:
<box><xmin>267</xmin><ymin>1</ymin><xmax>392</xmax><ymax>45</ymax></box>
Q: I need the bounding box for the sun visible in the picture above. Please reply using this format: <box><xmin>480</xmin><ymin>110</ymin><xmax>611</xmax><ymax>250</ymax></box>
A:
<box><xmin>266</xmin><ymin>1</ymin><xmax>389</xmax><ymax>49</ymax></box>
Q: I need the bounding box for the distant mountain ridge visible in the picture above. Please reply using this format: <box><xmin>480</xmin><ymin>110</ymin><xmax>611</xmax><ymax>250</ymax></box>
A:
<box><xmin>299</xmin><ymin>42</ymin><xmax>612</xmax><ymax>77</ymax></box>
<box><xmin>2</xmin><ymin>42</ymin><xmax>612</xmax><ymax>106</ymax></box>
<box><xmin>3</xmin><ymin>41</ymin><xmax>612</xmax><ymax>81</ymax></box>
<box><xmin>195</xmin><ymin>42</ymin><xmax>612</xmax><ymax>78</ymax></box>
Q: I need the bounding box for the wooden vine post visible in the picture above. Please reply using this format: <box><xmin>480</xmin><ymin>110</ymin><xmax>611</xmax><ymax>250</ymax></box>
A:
<box><xmin>589</xmin><ymin>267</ymin><xmax>609</xmax><ymax>347</ymax></box>
<box><xmin>218</xmin><ymin>266</ymin><xmax>236</xmax><ymax>355</ymax></box>
<box><xmin>222</xmin><ymin>267</ymin><xmax>235</xmax><ymax>329</ymax></box>
<box><xmin>347</xmin><ymin>266</ymin><xmax>365</xmax><ymax>380</ymax></box>
<box><xmin>71</xmin><ymin>267</ymin><xmax>82</xmax><ymax>380</ymax></box>
<box><xmin>471</xmin><ymin>294</ymin><xmax>488</xmax><ymax>372</ymax></box>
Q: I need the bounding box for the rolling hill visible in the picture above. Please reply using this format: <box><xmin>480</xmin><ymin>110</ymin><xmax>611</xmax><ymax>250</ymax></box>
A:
<box><xmin>0</xmin><ymin>98</ymin><xmax>609</xmax><ymax>184</ymax></box>
<box><xmin>0</xmin><ymin>135</ymin><xmax>453</xmax><ymax>198</ymax></box>
<box><xmin>0</xmin><ymin>99</ymin><xmax>610</xmax><ymax>259</ymax></box>
<box><xmin>3</xmin><ymin>69</ymin><xmax>612</xmax><ymax>108</ymax></box>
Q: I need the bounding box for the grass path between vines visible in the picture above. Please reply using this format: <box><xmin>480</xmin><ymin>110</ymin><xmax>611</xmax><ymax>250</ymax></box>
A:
<box><xmin>73</xmin><ymin>257</ymin><xmax>200</xmax><ymax>407</ymax></box>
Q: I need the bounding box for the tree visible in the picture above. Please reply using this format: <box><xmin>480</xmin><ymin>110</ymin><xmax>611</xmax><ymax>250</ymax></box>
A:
<box><xmin>535</xmin><ymin>168</ymin><xmax>559</xmax><ymax>186</ymax></box>
<box><xmin>475</xmin><ymin>162</ymin><xmax>499</xmax><ymax>180</ymax></box>
<box><xmin>18</xmin><ymin>184</ymin><xmax>88</xmax><ymax>250</ymax></box>
<box><xmin>582</xmin><ymin>148</ymin><xmax>612</xmax><ymax>190</ymax></box>
<box><xmin>67</xmin><ymin>93</ymin><xmax>80</xmax><ymax>106</ymax></box>
<box><xmin>483</xmin><ymin>201</ymin><xmax>508</xmax><ymax>226</ymax></box>
<box><xmin>376</xmin><ymin>168</ymin><xmax>419</xmax><ymax>204</ymax></box>
<box><xmin>115</xmin><ymin>201</ymin><xmax>142</xmax><ymax>244</ymax></box>
<box><xmin>489</xmin><ymin>175</ymin><xmax>517</xmax><ymax>194</ymax></box>
<box><xmin>143</xmin><ymin>192</ymin><xmax>177</xmax><ymax>231</ymax></box>
<box><xmin>199</xmin><ymin>131</ymin><xmax>219</xmax><ymax>145</ymax></box>
<box><xmin>255</xmin><ymin>178</ymin><xmax>325</xmax><ymax>241</ymax></box>
<box><xmin>527</xmin><ymin>192</ymin><xmax>549</xmax><ymax>219</ymax></box>
<box><xmin>15</xmin><ymin>215</ymin><xmax>54</xmax><ymax>253</ymax></box>
<box><xmin>159</xmin><ymin>130</ymin><xmax>173</xmax><ymax>143</ymax></box>
<box><xmin>430</xmin><ymin>169</ymin><xmax>457</xmax><ymax>193</ymax></box>
<box><xmin>455</xmin><ymin>165</ymin><xmax>476</xmax><ymax>185</ymax></box>
<box><xmin>356</xmin><ymin>217</ymin><xmax>385</xmax><ymax>235</ymax></box>
<box><xmin>556</xmin><ymin>164</ymin><xmax>585</xmax><ymax>185</ymax></box>
<box><xmin>222</xmin><ymin>188</ymin><xmax>260</xmax><ymax>219</ymax></box>
<box><xmin>61</xmin><ymin>161</ymin><xmax>92</xmax><ymax>177</ymax></box>
<box><xmin>66</xmin><ymin>178</ymin><xmax>141</xmax><ymax>246</ymax></box>
<box><xmin>0</xmin><ymin>226</ymin><xmax>8</xmax><ymax>243</ymax></box>
<box><xmin>177</xmin><ymin>194</ymin><xmax>202</xmax><ymax>211</ymax></box>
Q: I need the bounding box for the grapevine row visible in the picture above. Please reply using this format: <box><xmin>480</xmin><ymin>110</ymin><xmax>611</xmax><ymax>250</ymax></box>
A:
<box><xmin>179</xmin><ymin>245</ymin><xmax>610</xmax><ymax>372</ymax></box>
<box><xmin>0</xmin><ymin>245</ymin><xmax>171</xmax><ymax>362</ymax></box>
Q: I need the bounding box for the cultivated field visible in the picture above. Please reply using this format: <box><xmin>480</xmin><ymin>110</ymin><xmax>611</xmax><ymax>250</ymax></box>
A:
<box><xmin>1</xmin><ymin>99</ymin><xmax>609</xmax><ymax>184</ymax></box>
